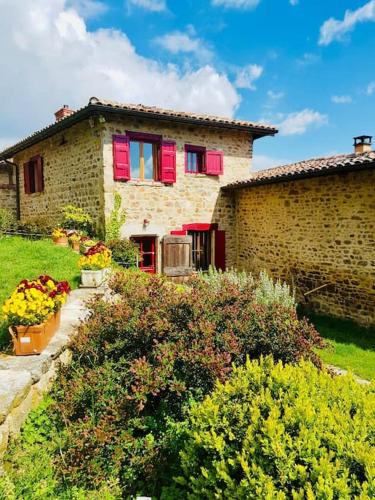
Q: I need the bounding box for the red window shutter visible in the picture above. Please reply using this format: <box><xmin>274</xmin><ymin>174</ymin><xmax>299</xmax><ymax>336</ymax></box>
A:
<box><xmin>160</xmin><ymin>140</ymin><xmax>176</xmax><ymax>184</ymax></box>
<box><xmin>170</xmin><ymin>230</ymin><xmax>187</xmax><ymax>235</ymax></box>
<box><xmin>35</xmin><ymin>156</ymin><xmax>44</xmax><ymax>192</ymax></box>
<box><xmin>113</xmin><ymin>135</ymin><xmax>130</xmax><ymax>181</ymax></box>
<box><xmin>205</xmin><ymin>150</ymin><xmax>223</xmax><ymax>175</ymax></box>
<box><xmin>23</xmin><ymin>162</ymin><xmax>30</xmax><ymax>194</ymax></box>
<box><xmin>215</xmin><ymin>230</ymin><xmax>226</xmax><ymax>271</ymax></box>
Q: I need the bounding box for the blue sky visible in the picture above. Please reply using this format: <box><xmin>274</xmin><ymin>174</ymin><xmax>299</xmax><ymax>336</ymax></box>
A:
<box><xmin>0</xmin><ymin>0</ymin><xmax>374</xmax><ymax>169</ymax></box>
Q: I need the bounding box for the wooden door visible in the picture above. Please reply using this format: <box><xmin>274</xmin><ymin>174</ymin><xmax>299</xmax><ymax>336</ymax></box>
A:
<box><xmin>163</xmin><ymin>235</ymin><xmax>193</xmax><ymax>277</ymax></box>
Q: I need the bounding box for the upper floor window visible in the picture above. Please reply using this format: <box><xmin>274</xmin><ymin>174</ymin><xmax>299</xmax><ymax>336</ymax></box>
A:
<box><xmin>24</xmin><ymin>155</ymin><xmax>44</xmax><ymax>194</ymax></box>
<box><xmin>185</xmin><ymin>145</ymin><xmax>205</xmax><ymax>174</ymax></box>
<box><xmin>130</xmin><ymin>140</ymin><xmax>159</xmax><ymax>181</ymax></box>
<box><xmin>113</xmin><ymin>133</ymin><xmax>176</xmax><ymax>184</ymax></box>
<box><xmin>185</xmin><ymin>145</ymin><xmax>224</xmax><ymax>176</ymax></box>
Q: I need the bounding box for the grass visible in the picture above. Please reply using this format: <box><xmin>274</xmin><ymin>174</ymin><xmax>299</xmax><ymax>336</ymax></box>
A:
<box><xmin>0</xmin><ymin>236</ymin><xmax>80</xmax><ymax>348</ymax></box>
<box><xmin>310</xmin><ymin>313</ymin><xmax>375</xmax><ymax>381</ymax></box>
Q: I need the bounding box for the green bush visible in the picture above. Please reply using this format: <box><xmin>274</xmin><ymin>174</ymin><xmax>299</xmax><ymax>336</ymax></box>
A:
<box><xmin>48</xmin><ymin>270</ymin><xmax>323</xmax><ymax>496</ymax></box>
<box><xmin>0</xmin><ymin>208</ymin><xmax>16</xmax><ymax>234</ymax></box>
<box><xmin>105</xmin><ymin>192</ymin><xmax>126</xmax><ymax>241</ymax></box>
<box><xmin>170</xmin><ymin>357</ymin><xmax>375</xmax><ymax>499</ymax></box>
<box><xmin>61</xmin><ymin>205</ymin><xmax>93</xmax><ymax>234</ymax></box>
<box><xmin>106</xmin><ymin>238</ymin><xmax>139</xmax><ymax>267</ymax></box>
<box><xmin>254</xmin><ymin>270</ymin><xmax>296</xmax><ymax>309</ymax></box>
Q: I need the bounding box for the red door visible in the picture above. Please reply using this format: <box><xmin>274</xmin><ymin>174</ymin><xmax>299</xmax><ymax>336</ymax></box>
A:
<box><xmin>132</xmin><ymin>236</ymin><xmax>157</xmax><ymax>274</ymax></box>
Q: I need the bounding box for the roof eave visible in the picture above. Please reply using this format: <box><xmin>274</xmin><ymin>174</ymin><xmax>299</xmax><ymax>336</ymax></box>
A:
<box><xmin>0</xmin><ymin>104</ymin><xmax>277</xmax><ymax>160</ymax></box>
<box><xmin>222</xmin><ymin>160</ymin><xmax>375</xmax><ymax>190</ymax></box>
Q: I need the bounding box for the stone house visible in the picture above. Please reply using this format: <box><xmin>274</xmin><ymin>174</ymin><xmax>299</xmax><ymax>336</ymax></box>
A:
<box><xmin>224</xmin><ymin>136</ymin><xmax>375</xmax><ymax>325</ymax></box>
<box><xmin>0</xmin><ymin>97</ymin><xmax>276</xmax><ymax>274</ymax></box>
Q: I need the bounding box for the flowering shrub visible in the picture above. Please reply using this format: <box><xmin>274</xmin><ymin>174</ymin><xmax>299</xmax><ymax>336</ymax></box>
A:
<box><xmin>2</xmin><ymin>275</ymin><xmax>70</xmax><ymax>326</ymax></box>
<box><xmin>254</xmin><ymin>270</ymin><xmax>296</xmax><ymax>309</ymax></box>
<box><xmin>50</xmin><ymin>270</ymin><xmax>323</xmax><ymax>496</ymax></box>
<box><xmin>170</xmin><ymin>357</ymin><xmax>375</xmax><ymax>499</ymax></box>
<box><xmin>52</xmin><ymin>227</ymin><xmax>67</xmax><ymax>239</ymax></box>
<box><xmin>78</xmin><ymin>242</ymin><xmax>111</xmax><ymax>270</ymax></box>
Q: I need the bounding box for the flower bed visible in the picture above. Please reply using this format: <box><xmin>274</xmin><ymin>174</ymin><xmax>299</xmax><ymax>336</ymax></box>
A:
<box><xmin>2</xmin><ymin>275</ymin><xmax>70</xmax><ymax>355</ymax></box>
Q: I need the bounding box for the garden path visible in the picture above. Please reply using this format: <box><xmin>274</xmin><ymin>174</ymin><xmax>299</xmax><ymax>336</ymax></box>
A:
<box><xmin>0</xmin><ymin>286</ymin><xmax>104</xmax><ymax>458</ymax></box>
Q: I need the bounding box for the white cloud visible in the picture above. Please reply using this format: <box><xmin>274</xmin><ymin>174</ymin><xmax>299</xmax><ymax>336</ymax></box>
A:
<box><xmin>267</xmin><ymin>90</ymin><xmax>284</xmax><ymax>101</ymax></box>
<box><xmin>366</xmin><ymin>81</ymin><xmax>375</xmax><ymax>95</ymax></box>
<box><xmin>211</xmin><ymin>0</ymin><xmax>261</xmax><ymax>10</ymax></box>
<box><xmin>67</xmin><ymin>0</ymin><xmax>108</xmax><ymax>18</ymax></box>
<box><xmin>252</xmin><ymin>154</ymin><xmax>290</xmax><ymax>171</ymax></box>
<box><xmin>235</xmin><ymin>64</ymin><xmax>263</xmax><ymax>90</ymax></box>
<box><xmin>290</xmin><ymin>0</ymin><xmax>298</xmax><ymax>5</ymax></box>
<box><xmin>331</xmin><ymin>95</ymin><xmax>352</xmax><ymax>104</ymax></box>
<box><xmin>127</xmin><ymin>0</ymin><xmax>166</xmax><ymax>12</ymax></box>
<box><xmin>0</xmin><ymin>0</ymin><xmax>241</xmax><ymax>146</ymax></box>
<box><xmin>319</xmin><ymin>0</ymin><xmax>375</xmax><ymax>46</ymax></box>
<box><xmin>154</xmin><ymin>30</ymin><xmax>213</xmax><ymax>62</ymax></box>
<box><xmin>296</xmin><ymin>52</ymin><xmax>320</xmax><ymax>66</ymax></box>
<box><xmin>276</xmin><ymin>109</ymin><xmax>328</xmax><ymax>136</ymax></box>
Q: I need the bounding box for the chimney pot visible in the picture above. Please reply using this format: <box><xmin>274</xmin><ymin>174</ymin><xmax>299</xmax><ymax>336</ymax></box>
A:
<box><xmin>353</xmin><ymin>135</ymin><xmax>372</xmax><ymax>154</ymax></box>
<box><xmin>55</xmin><ymin>105</ymin><xmax>74</xmax><ymax>122</ymax></box>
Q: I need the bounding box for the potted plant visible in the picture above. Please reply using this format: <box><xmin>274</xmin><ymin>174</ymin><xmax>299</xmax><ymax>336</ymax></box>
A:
<box><xmin>52</xmin><ymin>227</ymin><xmax>68</xmax><ymax>246</ymax></box>
<box><xmin>78</xmin><ymin>242</ymin><xmax>112</xmax><ymax>288</ymax></box>
<box><xmin>2</xmin><ymin>275</ymin><xmax>70</xmax><ymax>356</ymax></box>
<box><xmin>68</xmin><ymin>232</ymin><xmax>81</xmax><ymax>253</ymax></box>
<box><xmin>79</xmin><ymin>236</ymin><xmax>97</xmax><ymax>254</ymax></box>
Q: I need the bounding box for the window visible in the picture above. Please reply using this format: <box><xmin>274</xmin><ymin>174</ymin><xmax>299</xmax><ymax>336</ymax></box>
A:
<box><xmin>188</xmin><ymin>230</ymin><xmax>212</xmax><ymax>271</ymax></box>
<box><xmin>24</xmin><ymin>156</ymin><xmax>43</xmax><ymax>194</ymax></box>
<box><xmin>131</xmin><ymin>236</ymin><xmax>157</xmax><ymax>273</ymax></box>
<box><xmin>130</xmin><ymin>141</ymin><xmax>159</xmax><ymax>181</ymax></box>
<box><xmin>185</xmin><ymin>145</ymin><xmax>205</xmax><ymax>174</ymax></box>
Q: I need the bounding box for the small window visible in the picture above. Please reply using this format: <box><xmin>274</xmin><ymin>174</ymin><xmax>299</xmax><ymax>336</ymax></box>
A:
<box><xmin>130</xmin><ymin>140</ymin><xmax>159</xmax><ymax>181</ymax></box>
<box><xmin>24</xmin><ymin>156</ymin><xmax>43</xmax><ymax>194</ymax></box>
<box><xmin>185</xmin><ymin>145</ymin><xmax>205</xmax><ymax>174</ymax></box>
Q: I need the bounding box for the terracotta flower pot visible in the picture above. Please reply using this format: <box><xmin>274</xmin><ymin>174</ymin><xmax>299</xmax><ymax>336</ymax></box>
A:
<box><xmin>9</xmin><ymin>310</ymin><xmax>61</xmax><ymax>356</ymax></box>
<box><xmin>80</xmin><ymin>268</ymin><xmax>110</xmax><ymax>288</ymax></box>
<box><xmin>70</xmin><ymin>241</ymin><xmax>80</xmax><ymax>253</ymax></box>
<box><xmin>53</xmin><ymin>236</ymin><xmax>69</xmax><ymax>247</ymax></box>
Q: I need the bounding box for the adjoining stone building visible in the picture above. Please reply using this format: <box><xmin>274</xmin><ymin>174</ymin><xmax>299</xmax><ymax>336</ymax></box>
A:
<box><xmin>224</xmin><ymin>136</ymin><xmax>375</xmax><ymax>326</ymax></box>
<box><xmin>0</xmin><ymin>160</ymin><xmax>17</xmax><ymax>217</ymax></box>
<box><xmin>0</xmin><ymin>97</ymin><xmax>276</xmax><ymax>274</ymax></box>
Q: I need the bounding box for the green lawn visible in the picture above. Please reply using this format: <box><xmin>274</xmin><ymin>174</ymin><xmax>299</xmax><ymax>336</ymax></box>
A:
<box><xmin>0</xmin><ymin>236</ymin><xmax>80</xmax><ymax>347</ymax></box>
<box><xmin>310</xmin><ymin>314</ymin><xmax>375</xmax><ymax>381</ymax></box>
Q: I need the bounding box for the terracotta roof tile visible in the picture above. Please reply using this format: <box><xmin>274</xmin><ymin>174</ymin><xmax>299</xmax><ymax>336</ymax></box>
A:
<box><xmin>224</xmin><ymin>151</ymin><xmax>375</xmax><ymax>189</ymax></box>
<box><xmin>90</xmin><ymin>97</ymin><xmax>277</xmax><ymax>132</ymax></box>
<box><xmin>0</xmin><ymin>97</ymin><xmax>277</xmax><ymax>159</ymax></box>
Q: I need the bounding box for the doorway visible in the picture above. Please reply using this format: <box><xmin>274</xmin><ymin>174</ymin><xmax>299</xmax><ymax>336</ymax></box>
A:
<box><xmin>187</xmin><ymin>230</ymin><xmax>212</xmax><ymax>271</ymax></box>
<box><xmin>131</xmin><ymin>236</ymin><xmax>157</xmax><ymax>273</ymax></box>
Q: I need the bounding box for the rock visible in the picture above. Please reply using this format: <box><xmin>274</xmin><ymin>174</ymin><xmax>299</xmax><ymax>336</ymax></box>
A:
<box><xmin>0</xmin><ymin>370</ymin><xmax>32</xmax><ymax>425</ymax></box>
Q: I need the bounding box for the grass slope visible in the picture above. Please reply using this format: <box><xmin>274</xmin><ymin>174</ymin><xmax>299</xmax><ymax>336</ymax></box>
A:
<box><xmin>0</xmin><ymin>236</ymin><xmax>80</xmax><ymax>347</ymax></box>
<box><xmin>312</xmin><ymin>314</ymin><xmax>375</xmax><ymax>381</ymax></box>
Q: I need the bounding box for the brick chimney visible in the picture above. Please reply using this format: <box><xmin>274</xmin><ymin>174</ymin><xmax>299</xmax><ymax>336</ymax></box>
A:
<box><xmin>353</xmin><ymin>135</ymin><xmax>372</xmax><ymax>154</ymax></box>
<box><xmin>55</xmin><ymin>104</ymin><xmax>74</xmax><ymax>122</ymax></box>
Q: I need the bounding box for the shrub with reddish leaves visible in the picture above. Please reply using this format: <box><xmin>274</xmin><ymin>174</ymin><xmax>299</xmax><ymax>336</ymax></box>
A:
<box><xmin>52</xmin><ymin>270</ymin><xmax>324</xmax><ymax>496</ymax></box>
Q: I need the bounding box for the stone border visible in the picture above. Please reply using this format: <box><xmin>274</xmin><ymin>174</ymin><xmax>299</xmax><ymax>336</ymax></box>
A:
<box><xmin>0</xmin><ymin>288</ymin><xmax>100</xmax><ymax>459</ymax></box>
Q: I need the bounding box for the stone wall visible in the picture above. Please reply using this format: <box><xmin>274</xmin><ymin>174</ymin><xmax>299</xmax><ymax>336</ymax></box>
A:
<box><xmin>233</xmin><ymin>169</ymin><xmax>375</xmax><ymax>325</ymax></box>
<box><xmin>102</xmin><ymin>116</ymin><xmax>253</xmax><ymax>270</ymax></box>
<box><xmin>0</xmin><ymin>163</ymin><xmax>17</xmax><ymax>215</ymax></box>
<box><xmin>13</xmin><ymin>120</ymin><xmax>105</xmax><ymax>233</ymax></box>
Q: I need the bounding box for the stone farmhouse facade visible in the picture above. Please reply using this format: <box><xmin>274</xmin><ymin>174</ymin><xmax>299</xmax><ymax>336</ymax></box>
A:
<box><xmin>0</xmin><ymin>97</ymin><xmax>276</xmax><ymax>274</ymax></box>
<box><xmin>0</xmin><ymin>99</ymin><xmax>374</xmax><ymax>326</ymax></box>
